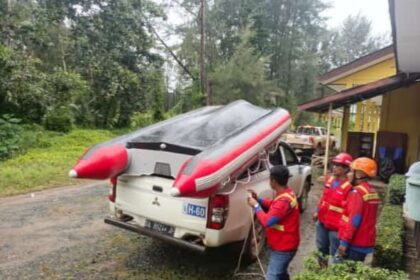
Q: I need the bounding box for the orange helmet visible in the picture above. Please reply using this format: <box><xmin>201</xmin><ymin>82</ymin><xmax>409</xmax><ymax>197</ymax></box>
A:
<box><xmin>350</xmin><ymin>157</ymin><xmax>377</xmax><ymax>178</ymax></box>
<box><xmin>332</xmin><ymin>153</ymin><xmax>353</xmax><ymax>166</ymax></box>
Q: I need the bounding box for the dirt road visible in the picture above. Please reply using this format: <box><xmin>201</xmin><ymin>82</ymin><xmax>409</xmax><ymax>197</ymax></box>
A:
<box><xmin>0</xmin><ymin>182</ymin><xmax>320</xmax><ymax>279</ymax></box>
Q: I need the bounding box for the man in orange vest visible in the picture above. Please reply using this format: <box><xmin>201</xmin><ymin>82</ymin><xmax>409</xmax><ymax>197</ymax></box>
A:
<box><xmin>313</xmin><ymin>153</ymin><xmax>353</xmax><ymax>266</ymax></box>
<box><xmin>247</xmin><ymin>165</ymin><xmax>300</xmax><ymax>280</ymax></box>
<box><xmin>337</xmin><ymin>157</ymin><xmax>380</xmax><ymax>262</ymax></box>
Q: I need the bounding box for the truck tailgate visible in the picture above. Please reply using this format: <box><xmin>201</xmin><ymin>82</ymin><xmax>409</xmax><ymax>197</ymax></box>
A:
<box><xmin>115</xmin><ymin>175</ymin><xmax>209</xmax><ymax>238</ymax></box>
<box><xmin>288</xmin><ymin>134</ymin><xmax>309</xmax><ymax>145</ymax></box>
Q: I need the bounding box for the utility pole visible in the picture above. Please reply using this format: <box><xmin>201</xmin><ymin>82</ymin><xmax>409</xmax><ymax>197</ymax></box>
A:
<box><xmin>200</xmin><ymin>0</ymin><xmax>209</xmax><ymax>105</ymax></box>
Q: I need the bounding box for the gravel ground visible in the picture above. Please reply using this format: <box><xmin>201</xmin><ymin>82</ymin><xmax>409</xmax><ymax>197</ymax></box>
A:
<box><xmin>0</xmin><ymin>181</ymin><xmax>321</xmax><ymax>280</ymax></box>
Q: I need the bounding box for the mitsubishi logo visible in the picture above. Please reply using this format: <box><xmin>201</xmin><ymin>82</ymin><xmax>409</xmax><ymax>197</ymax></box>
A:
<box><xmin>152</xmin><ymin>197</ymin><xmax>160</xmax><ymax>206</ymax></box>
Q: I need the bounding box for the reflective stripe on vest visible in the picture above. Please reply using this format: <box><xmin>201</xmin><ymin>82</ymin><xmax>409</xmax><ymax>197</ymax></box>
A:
<box><xmin>342</xmin><ymin>215</ymin><xmax>349</xmax><ymax>222</ymax></box>
<box><xmin>271</xmin><ymin>192</ymin><xmax>297</xmax><ymax>232</ymax></box>
<box><xmin>325</xmin><ymin>176</ymin><xmax>334</xmax><ymax>188</ymax></box>
<box><xmin>272</xmin><ymin>224</ymin><xmax>285</xmax><ymax>231</ymax></box>
<box><xmin>329</xmin><ymin>205</ymin><xmax>343</xmax><ymax>213</ymax></box>
<box><xmin>340</xmin><ymin>181</ymin><xmax>351</xmax><ymax>190</ymax></box>
<box><xmin>355</xmin><ymin>185</ymin><xmax>380</xmax><ymax>201</ymax></box>
<box><xmin>327</xmin><ymin>177</ymin><xmax>350</xmax><ymax>190</ymax></box>
<box><xmin>362</xmin><ymin>193</ymin><xmax>380</xmax><ymax>201</ymax></box>
<box><xmin>273</xmin><ymin>192</ymin><xmax>298</xmax><ymax>209</ymax></box>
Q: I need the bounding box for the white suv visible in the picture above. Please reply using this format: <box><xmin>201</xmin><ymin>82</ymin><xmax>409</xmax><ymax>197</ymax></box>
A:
<box><xmin>105</xmin><ymin>141</ymin><xmax>311</xmax><ymax>259</ymax></box>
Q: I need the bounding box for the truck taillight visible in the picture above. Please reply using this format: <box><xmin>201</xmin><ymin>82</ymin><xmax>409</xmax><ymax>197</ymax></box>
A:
<box><xmin>108</xmin><ymin>177</ymin><xmax>117</xmax><ymax>202</ymax></box>
<box><xmin>207</xmin><ymin>195</ymin><xmax>229</xmax><ymax>230</ymax></box>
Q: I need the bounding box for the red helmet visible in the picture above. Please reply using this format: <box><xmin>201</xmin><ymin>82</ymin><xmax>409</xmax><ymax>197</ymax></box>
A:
<box><xmin>331</xmin><ymin>153</ymin><xmax>353</xmax><ymax>167</ymax></box>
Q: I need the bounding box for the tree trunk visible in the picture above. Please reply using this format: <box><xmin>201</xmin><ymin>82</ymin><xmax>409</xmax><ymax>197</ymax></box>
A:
<box><xmin>200</xmin><ymin>0</ymin><xmax>209</xmax><ymax>105</ymax></box>
<box><xmin>147</xmin><ymin>22</ymin><xmax>196</xmax><ymax>82</ymax></box>
<box><xmin>285</xmin><ymin>2</ymin><xmax>298</xmax><ymax>97</ymax></box>
<box><xmin>58</xmin><ymin>30</ymin><xmax>67</xmax><ymax>72</ymax></box>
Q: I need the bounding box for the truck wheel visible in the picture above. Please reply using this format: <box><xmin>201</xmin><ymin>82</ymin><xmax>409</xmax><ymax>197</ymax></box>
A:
<box><xmin>244</xmin><ymin>217</ymin><xmax>266</xmax><ymax>262</ymax></box>
<box><xmin>298</xmin><ymin>179</ymin><xmax>311</xmax><ymax>213</ymax></box>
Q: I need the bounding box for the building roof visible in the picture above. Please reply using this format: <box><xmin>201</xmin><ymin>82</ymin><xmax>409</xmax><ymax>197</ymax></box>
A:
<box><xmin>299</xmin><ymin>73</ymin><xmax>420</xmax><ymax>113</ymax></box>
<box><xmin>300</xmin><ymin>1</ymin><xmax>420</xmax><ymax>114</ymax></box>
<box><xmin>390</xmin><ymin>0</ymin><xmax>420</xmax><ymax>73</ymax></box>
<box><xmin>318</xmin><ymin>45</ymin><xmax>394</xmax><ymax>85</ymax></box>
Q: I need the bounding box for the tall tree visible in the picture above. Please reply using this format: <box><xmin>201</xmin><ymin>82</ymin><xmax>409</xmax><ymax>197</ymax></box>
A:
<box><xmin>320</xmin><ymin>14</ymin><xmax>389</xmax><ymax>71</ymax></box>
<box><xmin>174</xmin><ymin>0</ymin><xmax>328</xmax><ymax>113</ymax></box>
<box><xmin>0</xmin><ymin>0</ymin><xmax>168</xmax><ymax>129</ymax></box>
<box><xmin>209</xmin><ymin>31</ymin><xmax>281</xmax><ymax>106</ymax></box>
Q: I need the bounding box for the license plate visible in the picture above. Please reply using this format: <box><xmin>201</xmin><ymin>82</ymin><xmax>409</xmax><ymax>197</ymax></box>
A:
<box><xmin>183</xmin><ymin>203</ymin><xmax>207</xmax><ymax>218</ymax></box>
<box><xmin>145</xmin><ymin>220</ymin><xmax>175</xmax><ymax>236</ymax></box>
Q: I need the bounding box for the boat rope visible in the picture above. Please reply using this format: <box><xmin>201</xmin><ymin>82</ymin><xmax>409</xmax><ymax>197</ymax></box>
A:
<box><xmin>233</xmin><ymin>206</ymin><xmax>266</xmax><ymax>278</ymax></box>
<box><xmin>219</xmin><ymin>148</ymin><xmax>271</xmax><ymax>195</ymax></box>
<box><xmin>218</xmin><ymin>168</ymin><xmax>252</xmax><ymax>196</ymax></box>
<box><xmin>219</xmin><ymin>147</ymin><xmax>272</xmax><ymax>278</ymax></box>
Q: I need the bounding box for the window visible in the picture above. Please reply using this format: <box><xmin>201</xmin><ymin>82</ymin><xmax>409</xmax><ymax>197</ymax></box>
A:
<box><xmin>282</xmin><ymin>145</ymin><xmax>298</xmax><ymax>166</ymax></box>
<box><xmin>296</xmin><ymin>127</ymin><xmax>304</xmax><ymax>134</ymax></box>
<box><xmin>297</xmin><ymin>127</ymin><xmax>313</xmax><ymax>135</ymax></box>
<box><xmin>237</xmin><ymin>159</ymin><xmax>266</xmax><ymax>179</ymax></box>
<box><xmin>269</xmin><ymin>146</ymin><xmax>283</xmax><ymax>166</ymax></box>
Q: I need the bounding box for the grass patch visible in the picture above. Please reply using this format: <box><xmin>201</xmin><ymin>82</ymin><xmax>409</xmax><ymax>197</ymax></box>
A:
<box><xmin>296</xmin><ymin>254</ymin><xmax>408</xmax><ymax>280</ymax></box>
<box><xmin>0</xmin><ymin>129</ymin><xmax>122</xmax><ymax>196</ymax></box>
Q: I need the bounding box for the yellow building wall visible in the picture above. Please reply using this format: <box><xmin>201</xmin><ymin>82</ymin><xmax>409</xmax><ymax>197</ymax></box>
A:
<box><xmin>324</xmin><ymin>57</ymin><xmax>397</xmax><ymax>150</ymax></box>
<box><xmin>332</xmin><ymin>58</ymin><xmax>396</xmax><ymax>87</ymax></box>
<box><xmin>380</xmin><ymin>83</ymin><xmax>420</xmax><ymax>165</ymax></box>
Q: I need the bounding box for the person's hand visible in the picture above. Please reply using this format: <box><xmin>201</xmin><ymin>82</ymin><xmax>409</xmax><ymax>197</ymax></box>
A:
<box><xmin>247</xmin><ymin>189</ymin><xmax>258</xmax><ymax>200</ymax></box>
<box><xmin>338</xmin><ymin>245</ymin><xmax>347</xmax><ymax>257</ymax></box>
<box><xmin>312</xmin><ymin>212</ymin><xmax>318</xmax><ymax>222</ymax></box>
<box><xmin>247</xmin><ymin>196</ymin><xmax>258</xmax><ymax>207</ymax></box>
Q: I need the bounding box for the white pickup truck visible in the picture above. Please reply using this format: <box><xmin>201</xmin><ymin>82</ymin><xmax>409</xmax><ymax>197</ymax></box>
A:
<box><xmin>282</xmin><ymin>125</ymin><xmax>336</xmax><ymax>155</ymax></box>
<box><xmin>105</xmin><ymin>141</ymin><xmax>311</xmax><ymax>260</ymax></box>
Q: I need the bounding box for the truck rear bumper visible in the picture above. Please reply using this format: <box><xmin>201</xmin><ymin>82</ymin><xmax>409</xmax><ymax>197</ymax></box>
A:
<box><xmin>104</xmin><ymin>217</ymin><xmax>207</xmax><ymax>254</ymax></box>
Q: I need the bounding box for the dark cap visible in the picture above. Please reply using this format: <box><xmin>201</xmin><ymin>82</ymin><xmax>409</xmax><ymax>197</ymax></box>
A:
<box><xmin>269</xmin><ymin>165</ymin><xmax>290</xmax><ymax>186</ymax></box>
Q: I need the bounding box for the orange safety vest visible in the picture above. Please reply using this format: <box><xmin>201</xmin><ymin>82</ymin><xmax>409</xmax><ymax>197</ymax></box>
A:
<box><xmin>265</xmin><ymin>189</ymin><xmax>300</xmax><ymax>251</ymax></box>
<box><xmin>339</xmin><ymin>182</ymin><xmax>380</xmax><ymax>248</ymax></box>
<box><xmin>318</xmin><ymin>176</ymin><xmax>352</xmax><ymax>231</ymax></box>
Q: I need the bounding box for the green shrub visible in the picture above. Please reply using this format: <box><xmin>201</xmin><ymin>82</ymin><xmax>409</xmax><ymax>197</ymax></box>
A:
<box><xmin>387</xmin><ymin>175</ymin><xmax>406</xmax><ymax>205</ymax></box>
<box><xmin>44</xmin><ymin>106</ymin><xmax>73</xmax><ymax>133</ymax></box>
<box><xmin>0</xmin><ymin>115</ymin><xmax>23</xmax><ymax>160</ymax></box>
<box><xmin>373</xmin><ymin>205</ymin><xmax>404</xmax><ymax>270</ymax></box>
<box><xmin>20</xmin><ymin>124</ymin><xmax>59</xmax><ymax>150</ymax></box>
<box><xmin>129</xmin><ymin>112</ymin><xmax>154</xmax><ymax>129</ymax></box>
<box><xmin>296</xmin><ymin>255</ymin><xmax>408</xmax><ymax>280</ymax></box>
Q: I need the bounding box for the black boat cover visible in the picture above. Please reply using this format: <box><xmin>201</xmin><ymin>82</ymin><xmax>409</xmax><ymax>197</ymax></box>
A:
<box><xmin>82</xmin><ymin>100</ymin><xmax>283</xmax><ymax>159</ymax></box>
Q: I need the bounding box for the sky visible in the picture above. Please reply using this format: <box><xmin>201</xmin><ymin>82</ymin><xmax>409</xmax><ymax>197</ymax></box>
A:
<box><xmin>324</xmin><ymin>0</ymin><xmax>391</xmax><ymax>35</ymax></box>
<box><xmin>163</xmin><ymin>0</ymin><xmax>392</xmax><ymax>40</ymax></box>
<box><xmin>161</xmin><ymin>0</ymin><xmax>393</xmax><ymax>89</ymax></box>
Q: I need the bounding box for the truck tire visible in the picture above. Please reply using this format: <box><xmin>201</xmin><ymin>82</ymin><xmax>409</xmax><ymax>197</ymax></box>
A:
<box><xmin>244</xmin><ymin>216</ymin><xmax>266</xmax><ymax>262</ymax></box>
<box><xmin>298</xmin><ymin>179</ymin><xmax>311</xmax><ymax>213</ymax></box>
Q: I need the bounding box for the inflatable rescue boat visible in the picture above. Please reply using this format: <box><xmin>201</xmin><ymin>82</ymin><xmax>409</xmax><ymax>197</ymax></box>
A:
<box><xmin>69</xmin><ymin>100</ymin><xmax>291</xmax><ymax>198</ymax></box>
